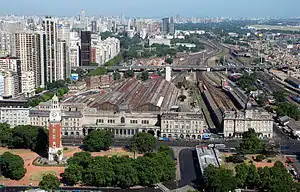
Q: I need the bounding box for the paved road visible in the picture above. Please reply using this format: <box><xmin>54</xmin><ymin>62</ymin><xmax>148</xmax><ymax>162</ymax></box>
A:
<box><xmin>4</xmin><ymin>186</ymin><xmax>162</xmax><ymax>192</ymax></box>
<box><xmin>178</xmin><ymin>149</ymin><xmax>197</xmax><ymax>187</ymax></box>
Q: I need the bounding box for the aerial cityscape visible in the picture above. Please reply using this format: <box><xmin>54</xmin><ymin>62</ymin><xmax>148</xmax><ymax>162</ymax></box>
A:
<box><xmin>1</xmin><ymin>1</ymin><xmax>300</xmax><ymax>192</ymax></box>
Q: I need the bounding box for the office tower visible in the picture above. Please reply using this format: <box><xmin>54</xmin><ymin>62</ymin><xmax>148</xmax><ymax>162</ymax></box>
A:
<box><xmin>161</xmin><ymin>18</ymin><xmax>169</xmax><ymax>35</ymax></box>
<box><xmin>15</xmin><ymin>32</ymin><xmax>42</xmax><ymax>87</ymax></box>
<box><xmin>169</xmin><ymin>17</ymin><xmax>175</xmax><ymax>35</ymax></box>
<box><xmin>43</xmin><ymin>17</ymin><xmax>59</xmax><ymax>84</ymax></box>
<box><xmin>58</xmin><ymin>41</ymin><xmax>67</xmax><ymax>80</ymax></box>
<box><xmin>112</xmin><ymin>21</ymin><xmax>117</xmax><ymax>33</ymax></box>
<box><xmin>91</xmin><ymin>20</ymin><xmax>97</xmax><ymax>34</ymax></box>
<box><xmin>80</xmin><ymin>31</ymin><xmax>91</xmax><ymax>66</ymax></box>
<box><xmin>69</xmin><ymin>31</ymin><xmax>80</xmax><ymax>67</ymax></box>
<box><xmin>58</xmin><ymin>23</ymin><xmax>71</xmax><ymax>80</ymax></box>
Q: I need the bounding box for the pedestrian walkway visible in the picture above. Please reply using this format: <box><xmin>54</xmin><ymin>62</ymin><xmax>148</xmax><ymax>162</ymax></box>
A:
<box><xmin>156</xmin><ymin>183</ymin><xmax>170</xmax><ymax>192</ymax></box>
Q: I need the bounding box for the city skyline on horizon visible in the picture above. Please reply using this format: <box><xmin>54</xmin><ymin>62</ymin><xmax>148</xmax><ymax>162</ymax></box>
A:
<box><xmin>1</xmin><ymin>0</ymin><xmax>300</xmax><ymax>18</ymax></box>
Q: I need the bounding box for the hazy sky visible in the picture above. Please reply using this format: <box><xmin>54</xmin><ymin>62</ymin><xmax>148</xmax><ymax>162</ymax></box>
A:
<box><xmin>0</xmin><ymin>0</ymin><xmax>299</xmax><ymax>18</ymax></box>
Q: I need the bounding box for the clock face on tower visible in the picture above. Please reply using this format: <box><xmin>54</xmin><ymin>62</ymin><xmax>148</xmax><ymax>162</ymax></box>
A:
<box><xmin>50</xmin><ymin>111</ymin><xmax>61</xmax><ymax>122</ymax></box>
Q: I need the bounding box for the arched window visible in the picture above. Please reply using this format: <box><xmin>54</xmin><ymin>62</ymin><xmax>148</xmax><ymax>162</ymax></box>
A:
<box><xmin>121</xmin><ymin>117</ymin><xmax>125</xmax><ymax>124</ymax></box>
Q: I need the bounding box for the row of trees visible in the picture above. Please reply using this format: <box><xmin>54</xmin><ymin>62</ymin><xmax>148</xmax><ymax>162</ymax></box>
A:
<box><xmin>83</xmin><ymin>130</ymin><xmax>157</xmax><ymax>155</ymax></box>
<box><xmin>204</xmin><ymin>161</ymin><xmax>300</xmax><ymax>192</ymax></box>
<box><xmin>237</xmin><ymin>73</ymin><xmax>258</xmax><ymax>92</ymax></box>
<box><xmin>29</xmin><ymin>80</ymin><xmax>69</xmax><ymax>107</ymax></box>
<box><xmin>63</xmin><ymin>146</ymin><xmax>175</xmax><ymax>188</ymax></box>
<box><xmin>86</xmin><ymin>66</ymin><xmax>108</xmax><ymax>76</ymax></box>
<box><xmin>0</xmin><ymin>123</ymin><xmax>48</xmax><ymax>156</ymax></box>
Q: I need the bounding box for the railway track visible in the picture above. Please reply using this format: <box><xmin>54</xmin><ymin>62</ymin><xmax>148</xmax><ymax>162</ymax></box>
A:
<box><xmin>197</xmin><ymin>71</ymin><xmax>236</xmax><ymax>111</ymax></box>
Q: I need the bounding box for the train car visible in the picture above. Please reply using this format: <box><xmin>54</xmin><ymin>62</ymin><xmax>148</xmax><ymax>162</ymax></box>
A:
<box><xmin>290</xmin><ymin>95</ymin><xmax>300</xmax><ymax>103</ymax></box>
<box><xmin>286</xmin><ymin>77</ymin><xmax>300</xmax><ymax>89</ymax></box>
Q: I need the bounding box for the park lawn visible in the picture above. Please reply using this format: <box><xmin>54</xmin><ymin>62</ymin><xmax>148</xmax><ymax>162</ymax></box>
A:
<box><xmin>221</xmin><ymin>153</ymin><xmax>285</xmax><ymax>173</ymax></box>
<box><xmin>91</xmin><ymin>150</ymin><xmax>139</xmax><ymax>158</ymax></box>
<box><xmin>0</xmin><ymin>176</ymin><xmax>9</xmax><ymax>182</ymax></box>
<box><xmin>0</xmin><ymin>148</ymin><xmax>33</xmax><ymax>155</ymax></box>
<box><xmin>30</xmin><ymin>171</ymin><xmax>57</xmax><ymax>182</ymax></box>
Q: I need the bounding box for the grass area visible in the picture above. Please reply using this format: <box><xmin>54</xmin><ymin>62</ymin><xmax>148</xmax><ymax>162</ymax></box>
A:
<box><xmin>221</xmin><ymin>153</ymin><xmax>285</xmax><ymax>174</ymax></box>
<box><xmin>92</xmin><ymin>151</ymin><xmax>137</xmax><ymax>158</ymax></box>
<box><xmin>250</xmin><ymin>25</ymin><xmax>300</xmax><ymax>31</ymax></box>
<box><xmin>30</xmin><ymin>171</ymin><xmax>56</xmax><ymax>182</ymax></box>
<box><xmin>0</xmin><ymin>148</ymin><xmax>32</xmax><ymax>155</ymax></box>
<box><xmin>0</xmin><ymin>176</ymin><xmax>9</xmax><ymax>182</ymax></box>
<box><xmin>208</xmin><ymin>49</ymin><xmax>229</xmax><ymax>67</ymax></box>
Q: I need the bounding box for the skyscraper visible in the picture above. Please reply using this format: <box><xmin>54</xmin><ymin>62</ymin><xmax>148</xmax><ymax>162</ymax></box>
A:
<box><xmin>91</xmin><ymin>20</ymin><xmax>97</xmax><ymax>34</ymax></box>
<box><xmin>80</xmin><ymin>31</ymin><xmax>91</xmax><ymax>66</ymax></box>
<box><xmin>58</xmin><ymin>22</ymin><xmax>71</xmax><ymax>80</ymax></box>
<box><xmin>43</xmin><ymin>17</ymin><xmax>59</xmax><ymax>84</ymax></box>
<box><xmin>169</xmin><ymin>17</ymin><xmax>175</xmax><ymax>35</ymax></box>
<box><xmin>57</xmin><ymin>41</ymin><xmax>66</xmax><ymax>80</ymax></box>
<box><xmin>161</xmin><ymin>18</ymin><xmax>169</xmax><ymax>35</ymax></box>
<box><xmin>15</xmin><ymin>32</ymin><xmax>42</xmax><ymax>87</ymax></box>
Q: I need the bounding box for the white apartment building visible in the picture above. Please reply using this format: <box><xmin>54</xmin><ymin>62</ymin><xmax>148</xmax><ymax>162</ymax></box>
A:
<box><xmin>69</xmin><ymin>31</ymin><xmax>80</xmax><ymax>67</ymax></box>
<box><xmin>93</xmin><ymin>37</ymin><xmax>120</xmax><ymax>65</ymax></box>
<box><xmin>161</xmin><ymin>112</ymin><xmax>207</xmax><ymax>140</ymax></box>
<box><xmin>0</xmin><ymin>31</ymin><xmax>14</xmax><ymax>56</ymax></box>
<box><xmin>57</xmin><ymin>41</ymin><xmax>66</xmax><ymax>80</ymax></box>
<box><xmin>0</xmin><ymin>57</ymin><xmax>19</xmax><ymax>72</ymax></box>
<box><xmin>0</xmin><ymin>100</ymin><xmax>30</xmax><ymax>127</ymax></box>
<box><xmin>58</xmin><ymin>22</ymin><xmax>71</xmax><ymax>79</ymax></box>
<box><xmin>15</xmin><ymin>32</ymin><xmax>42</xmax><ymax>87</ymax></box>
<box><xmin>223</xmin><ymin>110</ymin><xmax>274</xmax><ymax>138</ymax></box>
<box><xmin>21</xmin><ymin>71</ymin><xmax>35</xmax><ymax>97</ymax></box>
<box><xmin>2</xmin><ymin>70</ymin><xmax>20</xmax><ymax>98</ymax></box>
<box><xmin>43</xmin><ymin>17</ymin><xmax>59</xmax><ymax>83</ymax></box>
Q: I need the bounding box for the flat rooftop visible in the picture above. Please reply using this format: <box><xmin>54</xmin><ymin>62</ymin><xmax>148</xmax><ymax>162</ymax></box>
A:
<box><xmin>195</xmin><ymin>145</ymin><xmax>220</xmax><ymax>174</ymax></box>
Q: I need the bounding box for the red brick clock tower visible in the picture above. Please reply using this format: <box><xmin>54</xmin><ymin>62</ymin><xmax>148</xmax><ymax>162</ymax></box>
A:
<box><xmin>48</xmin><ymin>95</ymin><xmax>63</xmax><ymax>161</ymax></box>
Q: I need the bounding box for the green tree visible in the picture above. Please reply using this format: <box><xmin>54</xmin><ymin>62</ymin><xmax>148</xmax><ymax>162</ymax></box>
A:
<box><xmin>141</xmin><ymin>71</ymin><xmax>149</xmax><ymax>81</ymax></box>
<box><xmin>135</xmin><ymin>156</ymin><xmax>160</xmax><ymax>186</ymax></box>
<box><xmin>276</xmin><ymin>102</ymin><xmax>300</xmax><ymax>120</ymax></box>
<box><xmin>130</xmin><ymin>132</ymin><xmax>156</xmax><ymax>154</ymax></box>
<box><xmin>239</xmin><ymin>128</ymin><xmax>262</xmax><ymax>154</ymax></box>
<box><xmin>157</xmin><ymin>145</ymin><xmax>174</xmax><ymax>158</ymax></box>
<box><xmin>273</xmin><ymin>90</ymin><xmax>287</xmax><ymax>103</ymax></box>
<box><xmin>235</xmin><ymin>163</ymin><xmax>248</xmax><ymax>188</ymax></box>
<box><xmin>0</xmin><ymin>152</ymin><xmax>26</xmax><ymax>180</ymax></box>
<box><xmin>83</xmin><ymin>156</ymin><xmax>115</xmax><ymax>187</ymax></box>
<box><xmin>124</xmin><ymin>70</ymin><xmax>134</xmax><ymax>78</ymax></box>
<box><xmin>113</xmin><ymin>72</ymin><xmax>121</xmax><ymax>80</ymax></box>
<box><xmin>0</xmin><ymin>123</ymin><xmax>12</xmax><ymax>147</ymax></box>
<box><xmin>83</xmin><ymin>130</ymin><xmax>114</xmax><ymax>152</ymax></box>
<box><xmin>35</xmin><ymin>87</ymin><xmax>45</xmax><ymax>94</ymax></box>
<box><xmin>62</xmin><ymin>164</ymin><xmax>84</xmax><ymax>186</ymax></box>
<box><xmin>245</xmin><ymin>163</ymin><xmax>260</xmax><ymax>189</ymax></box>
<box><xmin>258</xmin><ymin>161</ymin><xmax>294</xmax><ymax>192</ymax></box>
<box><xmin>87</xmin><ymin>67</ymin><xmax>108</xmax><ymax>76</ymax></box>
<box><xmin>11</xmin><ymin>125</ymin><xmax>48</xmax><ymax>155</ymax></box>
<box><xmin>39</xmin><ymin>174</ymin><xmax>60</xmax><ymax>191</ymax></box>
<box><xmin>165</xmin><ymin>57</ymin><xmax>173</xmax><ymax>64</ymax></box>
<box><xmin>67</xmin><ymin>151</ymin><xmax>92</xmax><ymax>168</ymax></box>
<box><xmin>111</xmin><ymin>156</ymin><xmax>139</xmax><ymax>188</ymax></box>
<box><xmin>203</xmin><ymin>164</ymin><xmax>236</xmax><ymax>192</ymax></box>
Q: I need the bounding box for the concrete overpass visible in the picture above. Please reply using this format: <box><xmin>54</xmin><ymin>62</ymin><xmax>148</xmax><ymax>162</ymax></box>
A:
<box><xmin>73</xmin><ymin>64</ymin><xmax>273</xmax><ymax>72</ymax></box>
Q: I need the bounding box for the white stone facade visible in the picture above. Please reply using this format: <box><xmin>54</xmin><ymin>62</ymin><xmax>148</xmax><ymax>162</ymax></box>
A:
<box><xmin>161</xmin><ymin>112</ymin><xmax>207</xmax><ymax>140</ymax></box>
<box><xmin>0</xmin><ymin>107</ymin><xmax>29</xmax><ymax>127</ymax></box>
<box><xmin>223</xmin><ymin>110</ymin><xmax>274</xmax><ymax>138</ymax></box>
